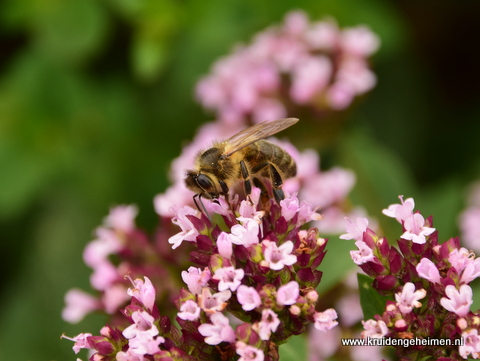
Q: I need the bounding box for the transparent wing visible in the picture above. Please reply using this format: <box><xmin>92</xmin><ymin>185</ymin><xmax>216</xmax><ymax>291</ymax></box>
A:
<box><xmin>223</xmin><ymin>118</ymin><xmax>298</xmax><ymax>157</ymax></box>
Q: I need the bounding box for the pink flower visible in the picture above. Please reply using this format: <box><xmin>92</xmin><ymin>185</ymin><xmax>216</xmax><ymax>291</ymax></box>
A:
<box><xmin>128</xmin><ymin>332</ymin><xmax>164</xmax><ymax>356</ymax></box>
<box><xmin>83</xmin><ymin>228</ymin><xmax>121</xmax><ymax>268</ymax></box>
<box><xmin>449</xmin><ymin>247</ymin><xmax>473</xmax><ymax>273</ymax></box>
<box><xmin>460</xmin><ymin>258</ymin><xmax>480</xmax><ymax>284</ymax></box>
<box><xmin>290</xmin><ymin>55</ymin><xmax>332</xmax><ymax>103</ymax></box>
<box><xmin>104</xmin><ymin>205</ymin><xmax>138</xmax><ymax>233</ymax></box>
<box><xmin>236</xmin><ymin>342</ymin><xmax>265</xmax><ymax>361</ymax></box>
<box><xmin>237</xmin><ymin>285</ymin><xmax>262</xmax><ymax>311</ymax></box>
<box><xmin>216</xmin><ymin>232</ymin><xmax>233</xmax><ymax>259</ymax></box>
<box><xmin>401</xmin><ymin>213</ymin><xmax>436</xmax><ymax>244</ymax></box>
<box><xmin>340</xmin><ymin>217</ymin><xmax>369</xmax><ymax>242</ymax></box>
<box><xmin>255</xmin><ymin>309</ymin><xmax>280</xmax><ymax>340</ymax></box>
<box><xmin>168</xmin><ymin>206</ymin><xmax>201</xmax><ymax>249</ymax></box>
<box><xmin>181</xmin><ymin>267</ymin><xmax>211</xmax><ymax>295</ymax></box>
<box><xmin>340</xmin><ymin>25</ymin><xmax>380</xmax><ymax>57</ymax></box>
<box><xmin>213</xmin><ymin>266</ymin><xmax>245</xmax><ymax>292</ymax></box>
<box><xmin>197</xmin><ymin>288</ymin><xmax>231</xmax><ymax>314</ymax></box>
<box><xmin>102</xmin><ymin>283</ymin><xmax>130</xmax><ymax>314</ymax></box>
<box><xmin>459</xmin><ymin>329</ymin><xmax>480</xmax><ymax>359</ymax></box>
<box><xmin>276</xmin><ymin>281</ymin><xmax>299</xmax><ymax>306</ymax></box>
<box><xmin>126</xmin><ymin>276</ymin><xmax>156</xmax><ymax>311</ymax></box>
<box><xmin>361</xmin><ymin>319</ymin><xmax>388</xmax><ymax>338</ymax></box>
<box><xmin>62</xmin><ymin>289</ymin><xmax>100</xmax><ymax>324</ymax></box>
<box><xmin>61</xmin><ymin>333</ymin><xmax>93</xmax><ymax>354</ymax></box>
<box><xmin>395</xmin><ymin>282</ymin><xmax>426</xmax><ymax>314</ymax></box>
<box><xmin>350</xmin><ymin>240</ymin><xmax>375</xmax><ymax>265</ymax></box>
<box><xmin>459</xmin><ymin>207</ymin><xmax>480</xmax><ymax>254</ymax></box>
<box><xmin>177</xmin><ymin>300</ymin><xmax>201</xmax><ymax>321</ymax></box>
<box><xmin>262</xmin><ymin>240</ymin><xmax>297</xmax><ymax>270</ymax></box>
<box><xmin>122</xmin><ymin>310</ymin><xmax>158</xmax><ymax>339</ymax></box>
<box><xmin>416</xmin><ymin>258</ymin><xmax>441</xmax><ymax>284</ymax></box>
<box><xmin>228</xmin><ymin>219</ymin><xmax>260</xmax><ymax>246</ymax></box>
<box><xmin>90</xmin><ymin>260</ymin><xmax>119</xmax><ymax>291</ymax></box>
<box><xmin>198</xmin><ymin>312</ymin><xmax>235</xmax><ymax>345</ymax></box>
<box><xmin>382</xmin><ymin>196</ymin><xmax>415</xmax><ymax>223</ymax></box>
<box><xmin>116</xmin><ymin>349</ymin><xmax>144</xmax><ymax>361</ymax></box>
<box><xmin>440</xmin><ymin>285</ymin><xmax>473</xmax><ymax>317</ymax></box>
<box><xmin>313</xmin><ymin>308</ymin><xmax>339</xmax><ymax>332</ymax></box>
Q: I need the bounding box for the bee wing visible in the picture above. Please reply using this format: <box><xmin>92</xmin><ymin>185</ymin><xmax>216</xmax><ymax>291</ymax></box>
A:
<box><xmin>223</xmin><ymin>118</ymin><xmax>298</xmax><ymax>157</ymax></box>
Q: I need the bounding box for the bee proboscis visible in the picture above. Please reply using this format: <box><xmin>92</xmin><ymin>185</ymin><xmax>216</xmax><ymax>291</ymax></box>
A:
<box><xmin>185</xmin><ymin>118</ymin><xmax>299</xmax><ymax>215</ymax></box>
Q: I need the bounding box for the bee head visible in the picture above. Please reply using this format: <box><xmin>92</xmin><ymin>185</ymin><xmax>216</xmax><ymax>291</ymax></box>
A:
<box><xmin>185</xmin><ymin>170</ymin><xmax>218</xmax><ymax>199</ymax></box>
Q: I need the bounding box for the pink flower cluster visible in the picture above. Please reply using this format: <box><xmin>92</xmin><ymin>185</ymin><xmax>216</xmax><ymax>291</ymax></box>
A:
<box><xmin>196</xmin><ymin>10</ymin><xmax>380</xmax><ymax>125</ymax></box>
<box><xmin>343</xmin><ymin>196</ymin><xmax>480</xmax><ymax>360</ymax></box>
<box><xmin>170</xmin><ymin>189</ymin><xmax>337</xmax><ymax>359</ymax></box>
<box><xmin>64</xmin><ymin>190</ymin><xmax>338</xmax><ymax>361</ymax></box>
<box><xmin>62</xmin><ymin>205</ymin><xmax>189</xmax><ymax>324</ymax></box>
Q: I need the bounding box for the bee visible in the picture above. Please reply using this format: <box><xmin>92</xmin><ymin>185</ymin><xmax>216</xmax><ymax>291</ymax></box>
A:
<box><xmin>185</xmin><ymin>118</ymin><xmax>298</xmax><ymax>214</ymax></box>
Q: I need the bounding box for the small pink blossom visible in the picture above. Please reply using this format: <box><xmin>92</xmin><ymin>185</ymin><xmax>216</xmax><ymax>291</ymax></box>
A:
<box><xmin>290</xmin><ymin>55</ymin><xmax>332</xmax><ymax>103</ymax></box>
<box><xmin>228</xmin><ymin>219</ymin><xmax>260</xmax><ymax>246</ymax></box>
<box><xmin>459</xmin><ymin>328</ymin><xmax>480</xmax><ymax>359</ymax></box>
<box><xmin>83</xmin><ymin>228</ymin><xmax>122</xmax><ymax>268</ymax></box>
<box><xmin>262</xmin><ymin>240</ymin><xmax>297</xmax><ymax>270</ymax></box>
<box><xmin>340</xmin><ymin>26</ymin><xmax>380</xmax><ymax>57</ymax></box>
<box><xmin>361</xmin><ymin>319</ymin><xmax>388</xmax><ymax>338</ymax></box>
<box><xmin>416</xmin><ymin>258</ymin><xmax>441</xmax><ymax>284</ymax></box>
<box><xmin>255</xmin><ymin>309</ymin><xmax>280</xmax><ymax>340</ymax></box>
<box><xmin>237</xmin><ymin>285</ymin><xmax>261</xmax><ymax>311</ymax></box>
<box><xmin>122</xmin><ymin>310</ymin><xmax>158</xmax><ymax>339</ymax></box>
<box><xmin>90</xmin><ymin>260</ymin><xmax>119</xmax><ymax>291</ymax></box>
<box><xmin>126</xmin><ymin>276</ymin><xmax>156</xmax><ymax>311</ymax></box>
<box><xmin>213</xmin><ymin>266</ymin><xmax>245</xmax><ymax>292</ymax></box>
<box><xmin>236</xmin><ymin>341</ymin><xmax>265</xmax><ymax>361</ymax></box>
<box><xmin>441</xmin><ymin>285</ymin><xmax>473</xmax><ymax>317</ymax></box>
<box><xmin>128</xmin><ymin>332</ymin><xmax>164</xmax><ymax>355</ymax></box>
<box><xmin>197</xmin><ymin>288</ymin><xmax>231</xmax><ymax>314</ymax></box>
<box><xmin>340</xmin><ymin>217</ymin><xmax>369</xmax><ymax>242</ymax></box>
<box><xmin>216</xmin><ymin>232</ymin><xmax>233</xmax><ymax>259</ymax></box>
<box><xmin>460</xmin><ymin>258</ymin><xmax>480</xmax><ymax>284</ymax></box>
<box><xmin>401</xmin><ymin>213</ymin><xmax>436</xmax><ymax>244</ymax></box>
<box><xmin>459</xmin><ymin>207</ymin><xmax>480</xmax><ymax>254</ymax></box>
<box><xmin>350</xmin><ymin>240</ymin><xmax>375</xmax><ymax>265</ymax></box>
<box><xmin>104</xmin><ymin>205</ymin><xmax>138</xmax><ymax>233</ymax></box>
<box><xmin>449</xmin><ymin>247</ymin><xmax>473</xmax><ymax>274</ymax></box>
<box><xmin>181</xmin><ymin>267</ymin><xmax>211</xmax><ymax>295</ymax></box>
<box><xmin>198</xmin><ymin>312</ymin><xmax>235</xmax><ymax>345</ymax></box>
<box><xmin>395</xmin><ymin>282</ymin><xmax>426</xmax><ymax>314</ymax></box>
<box><xmin>116</xmin><ymin>349</ymin><xmax>144</xmax><ymax>361</ymax></box>
<box><xmin>61</xmin><ymin>333</ymin><xmax>93</xmax><ymax>354</ymax></box>
<box><xmin>313</xmin><ymin>308</ymin><xmax>339</xmax><ymax>332</ymax></box>
<box><xmin>177</xmin><ymin>300</ymin><xmax>201</xmax><ymax>321</ymax></box>
<box><xmin>62</xmin><ymin>289</ymin><xmax>100</xmax><ymax>324</ymax></box>
<box><xmin>382</xmin><ymin>196</ymin><xmax>415</xmax><ymax>223</ymax></box>
<box><xmin>101</xmin><ymin>283</ymin><xmax>129</xmax><ymax>314</ymax></box>
<box><xmin>276</xmin><ymin>281</ymin><xmax>299</xmax><ymax>306</ymax></box>
<box><xmin>168</xmin><ymin>206</ymin><xmax>201</xmax><ymax>249</ymax></box>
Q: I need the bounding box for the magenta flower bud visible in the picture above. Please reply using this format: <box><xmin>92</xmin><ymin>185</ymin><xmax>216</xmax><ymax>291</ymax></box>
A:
<box><xmin>235</xmin><ymin>323</ymin><xmax>260</xmax><ymax>345</ymax></box>
<box><xmin>388</xmin><ymin>248</ymin><xmax>404</xmax><ymax>274</ymax></box>
<box><xmin>373</xmin><ymin>274</ymin><xmax>398</xmax><ymax>292</ymax></box>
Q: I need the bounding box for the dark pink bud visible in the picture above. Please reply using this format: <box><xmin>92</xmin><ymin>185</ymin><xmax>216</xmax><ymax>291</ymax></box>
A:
<box><xmin>275</xmin><ymin>216</ymin><xmax>288</xmax><ymax>234</ymax></box>
<box><xmin>196</xmin><ymin>235</ymin><xmax>213</xmax><ymax>250</ymax></box>
<box><xmin>373</xmin><ymin>275</ymin><xmax>397</xmax><ymax>292</ymax></box>
<box><xmin>388</xmin><ymin>248</ymin><xmax>403</xmax><ymax>274</ymax></box>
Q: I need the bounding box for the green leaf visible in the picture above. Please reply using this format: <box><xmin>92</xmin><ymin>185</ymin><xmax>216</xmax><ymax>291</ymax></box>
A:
<box><xmin>279</xmin><ymin>335</ymin><xmax>308</xmax><ymax>361</ymax></box>
<box><xmin>357</xmin><ymin>273</ymin><xmax>387</xmax><ymax>320</ymax></box>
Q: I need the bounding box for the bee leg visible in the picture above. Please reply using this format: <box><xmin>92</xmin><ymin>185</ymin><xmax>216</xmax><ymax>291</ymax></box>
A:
<box><xmin>268</xmin><ymin>163</ymin><xmax>285</xmax><ymax>204</ymax></box>
<box><xmin>218</xmin><ymin>180</ymin><xmax>232</xmax><ymax>210</ymax></box>
<box><xmin>239</xmin><ymin>160</ymin><xmax>253</xmax><ymax>204</ymax></box>
<box><xmin>193</xmin><ymin>194</ymin><xmax>212</xmax><ymax>222</ymax></box>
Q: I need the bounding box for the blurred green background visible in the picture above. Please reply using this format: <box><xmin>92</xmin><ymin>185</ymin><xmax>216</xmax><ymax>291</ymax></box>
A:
<box><xmin>1</xmin><ymin>0</ymin><xmax>480</xmax><ymax>360</ymax></box>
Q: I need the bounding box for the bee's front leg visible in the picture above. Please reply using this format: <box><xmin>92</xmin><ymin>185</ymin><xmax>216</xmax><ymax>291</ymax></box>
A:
<box><xmin>268</xmin><ymin>164</ymin><xmax>285</xmax><ymax>204</ymax></box>
<box><xmin>239</xmin><ymin>160</ymin><xmax>254</xmax><ymax>204</ymax></box>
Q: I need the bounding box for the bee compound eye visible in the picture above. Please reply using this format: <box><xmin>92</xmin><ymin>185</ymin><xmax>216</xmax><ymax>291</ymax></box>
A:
<box><xmin>196</xmin><ymin>174</ymin><xmax>214</xmax><ymax>192</ymax></box>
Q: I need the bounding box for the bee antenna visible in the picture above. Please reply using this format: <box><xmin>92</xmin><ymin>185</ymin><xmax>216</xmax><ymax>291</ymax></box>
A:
<box><xmin>193</xmin><ymin>194</ymin><xmax>212</xmax><ymax>222</ymax></box>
